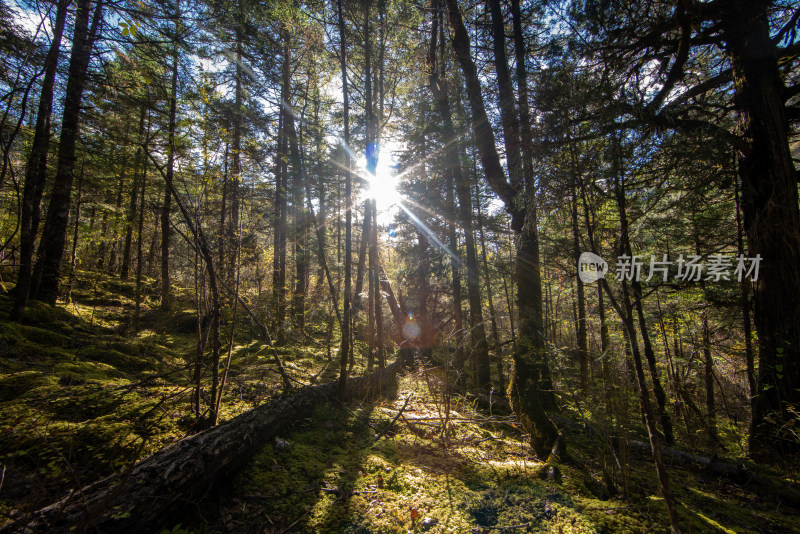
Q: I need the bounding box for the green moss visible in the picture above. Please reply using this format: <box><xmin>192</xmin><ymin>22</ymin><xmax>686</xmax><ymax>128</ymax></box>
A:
<box><xmin>22</xmin><ymin>300</ymin><xmax>80</xmax><ymax>325</ymax></box>
<box><xmin>0</xmin><ymin>371</ymin><xmax>57</xmax><ymax>401</ymax></box>
<box><xmin>54</xmin><ymin>360</ymin><xmax>127</xmax><ymax>381</ymax></box>
<box><xmin>78</xmin><ymin>346</ymin><xmax>151</xmax><ymax>374</ymax></box>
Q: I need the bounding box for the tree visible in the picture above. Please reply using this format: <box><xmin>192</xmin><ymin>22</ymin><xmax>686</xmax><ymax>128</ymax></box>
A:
<box><xmin>32</xmin><ymin>0</ymin><xmax>103</xmax><ymax>304</ymax></box>
<box><xmin>576</xmin><ymin>0</ymin><xmax>800</xmax><ymax>457</ymax></box>
<box><xmin>11</xmin><ymin>0</ymin><xmax>70</xmax><ymax>320</ymax></box>
<box><xmin>446</xmin><ymin>0</ymin><xmax>559</xmax><ymax>458</ymax></box>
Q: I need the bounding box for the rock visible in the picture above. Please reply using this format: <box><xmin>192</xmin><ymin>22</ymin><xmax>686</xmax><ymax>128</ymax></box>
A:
<box><xmin>421</xmin><ymin>517</ymin><xmax>438</xmax><ymax>529</ymax></box>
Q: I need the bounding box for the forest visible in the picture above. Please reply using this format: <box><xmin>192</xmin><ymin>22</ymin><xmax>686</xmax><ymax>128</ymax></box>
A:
<box><xmin>0</xmin><ymin>0</ymin><xmax>799</xmax><ymax>532</ymax></box>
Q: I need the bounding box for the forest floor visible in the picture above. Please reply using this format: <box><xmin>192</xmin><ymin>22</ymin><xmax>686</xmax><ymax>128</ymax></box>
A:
<box><xmin>1</xmin><ymin>273</ymin><xmax>799</xmax><ymax>533</ymax></box>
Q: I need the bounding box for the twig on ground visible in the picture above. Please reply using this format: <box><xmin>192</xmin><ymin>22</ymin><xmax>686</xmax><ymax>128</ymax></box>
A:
<box><xmin>372</xmin><ymin>394</ymin><xmax>412</xmax><ymax>444</ymax></box>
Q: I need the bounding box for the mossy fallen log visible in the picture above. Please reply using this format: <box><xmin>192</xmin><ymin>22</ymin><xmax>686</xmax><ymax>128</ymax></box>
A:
<box><xmin>625</xmin><ymin>439</ymin><xmax>800</xmax><ymax>509</ymax></box>
<box><xmin>3</xmin><ymin>358</ymin><xmax>407</xmax><ymax>533</ymax></box>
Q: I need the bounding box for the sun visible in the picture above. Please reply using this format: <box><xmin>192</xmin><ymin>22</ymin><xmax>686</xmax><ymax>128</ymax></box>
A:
<box><xmin>359</xmin><ymin>141</ymin><xmax>403</xmax><ymax>222</ymax></box>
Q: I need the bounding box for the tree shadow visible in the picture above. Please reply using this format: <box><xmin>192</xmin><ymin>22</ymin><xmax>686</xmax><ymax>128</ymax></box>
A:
<box><xmin>192</xmin><ymin>389</ymin><xmax>405</xmax><ymax>533</ymax></box>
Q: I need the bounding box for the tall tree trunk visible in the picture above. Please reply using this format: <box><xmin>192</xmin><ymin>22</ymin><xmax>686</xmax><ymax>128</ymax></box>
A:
<box><xmin>579</xmin><ymin>176</ymin><xmax>611</xmax><ymax>414</ymax></box>
<box><xmin>11</xmin><ymin>0</ymin><xmax>70</xmax><ymax>319</ymax></box>
<box><xmin>64</xmin><ymin>166</ymin><xmax>83</xmax><ymax>303</ymax></box>
<box><xmin>570</xmin><ymin>187</ymin><xmax>588</xmax><ymax>395</ymax></box>
<box><xmin>353</xmin><ymin>202</ymin><xmax>372</xmax><ymax>313</ymax></box>
<box><xmin>121</xmin><ymin>103</ymin><xmax>147</xmax><ymax>280</ymax></box>
<box><xmin>30</xmin><ymin>0</ymin><xmax>103</xmax><ymax>305</ymax></box>
<box><xmin>134</xmin><ymin>125</ymin><xmax>148</xmax><ymax>327</ymax></box>
<box><xmin>734</xmin><ymin>166</ymin><xmax>757</xmax><ymax>426</ymax></box>
<box><xmin>229</xmin><ymin>30</ymin><xmax>243</xmax><ymax>284</ymax></box>
<box><xmin>721</xmin><ymin>1</ymin><xmax>800</xmax><ymax>457</ymax></box>
<box><xmin>616</xmin><ymin>277</ymin><xmax>681</xmax><ymax>533</ymax></box>
<box><xmin>444</xmin><ymin>170</ymin><xmax>465</xmax><ymax>368</ymax></box>
<box><xmin>446</xmin><ymin>0</ymin><xmax>558</xmax><ymax>458</ymax></box>
<box><xmin>476</xmin><ymin>182</ymin><xmax>502</xmax><ymax>392</ymax></box>
<box><xmin>610</xmin><ymin>142</ymin><xmax>674</xmax><ymax>444</ymax></box>
<box><xmin>159</xmin><ymin>34</ymin><xmax>179</xmax><ymax>312</ymax></box>
<box><xmin>487</xmin><ymin>0</ymin><xmax>557</xmax><ymax>405</ymax></box>
<box><xmin>487</xmin><ymin>0</ymin><xmax>523</xmax><ymax>192</ymax></box>
<box><xmin>286</xmin><ymin>83</ymin><xmax>307</xmax><ymax>334</ymax></box>
<box><xmin>272</xmin><ymin>35</ymin><xmax>290</xmax><ymax>341</ymax></box>
<box><xmin>219</xmin><ymin>142</ymin><xmax>228</xmax><ymax>281</ymax></box>
<box><xmin>106</xmin><ymin>136</ymin><xmax>130</xmax><ymax>273</ymax></box>
<box><xmin>337</xmin><ymin>0</ymin><xmax>354</xmax><ymax>395</ymax></box>
<box><xmin>429</xmin><ymin>3</ymin><xmax>491</xmax><ymax>386</ymax></box>
<box><xmin>372</xmin><ymin>201</ymin><xmax>384</xmax><ymax>367</ymax></box>
<box><xmin>354</xmin><ymin>0</ymin><xmax>375</xmax><ymax>329</ymax></box>
<box><xmin>702</xmin><ymin>311</ymin><xmax>718</xmax><ymax>447</ymax></box>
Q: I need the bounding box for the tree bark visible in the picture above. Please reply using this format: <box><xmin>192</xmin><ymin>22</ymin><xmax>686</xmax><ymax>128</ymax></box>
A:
<box><xmin>570</xmin><ymin>187</ymin><xmax>588</xmax><ymax>395</ymax></box>
<box><xmin>160</xmin><ymin>27</ymin><xmax>180</xmax><ymax>311</ymax></box>
<box><xmin>11</xmin><ymin>0</ymin><xmax>70</xmax><ymax>319</ymax></box>
<box><xmin>30</xmin><ymin>0</ymin><xmax>103</xmax><ymax>304</ymax></box>
<box><xmin>445</xmin><ymin>0</ymin><xmax>558</xmax><ymax>458</ymax></box>
<box><xmin>285</xmin><ymin>62</ymin><xmax>307</xmax><ymax>334</ymax></box>
<box><xmin>121</xmin><ymin>103</ymin><xmax>147</xmax><ymax>280</ymax></box>
<box><xmin>337</xmin><ymin>0</ymin><xmax>354</xmax><ymax>395</ymax></box>
<box><xmin>721</xmin><ymin>1</ymin><xmax>800</xmax><ymax>456</ymax></box>
<box><xmin>429</xmin><ymin>4</ymin><xmax>490</xmax><ymax>384</ymax></box>
<box><xmin>272</xmin><ymin>34</ymin><xmax>290</xmax><ymax>341</ymax></box>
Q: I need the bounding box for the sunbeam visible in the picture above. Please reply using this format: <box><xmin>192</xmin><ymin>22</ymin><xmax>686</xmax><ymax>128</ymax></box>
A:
<box><xmin>398</xmin><ymin>202</ymin><xmax>463</xmax><ymax>266</ymax></box>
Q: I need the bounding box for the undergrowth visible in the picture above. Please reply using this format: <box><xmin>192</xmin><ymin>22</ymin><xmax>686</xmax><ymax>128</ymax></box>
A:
<box><xmin>1</xmin><ymin>272</ymin><xmax>799</xmax><ymax>532</ymax></box>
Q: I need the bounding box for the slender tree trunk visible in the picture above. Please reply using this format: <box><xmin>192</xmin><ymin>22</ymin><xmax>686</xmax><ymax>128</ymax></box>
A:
<box><xmin>216</xmin><ymin>214</ymin><xmax>241</xmax><ymax>421</ymax></box>
<box><xmin>64</xmin><ymin>166</ymin><xmax>83</xmax><ymax>303</ymax></box>
<box><xmin>444</xmin><ymin>170</ymin><xmax>465</xmax><ymax>368</ymax></box>
<box><xmin>284</xmin><ymin>49</ymin><xmax>307</xmax><ymax>334</ymax></box>
<box><xmin>617</xmin><ymin>277</ymin><xmax>681</xmax><ymax>533</ymax></box>
<box><xmin>611</xmin><ymin>147</ymin><xmax>674</xmax><ymax>444</ymax></box>
<box><xmin>734</xmin><ymin>167</ymin><xmax>757</xmax><ymax>426</ymax></box>
<box><xmin>229</xmin><ymin>30</ymin><xmax>243</xmax><ymax>284</ymax></box>
<box><xmin>475</xmin><ymin>180</ymin><xmax>502</xmax><ymax>391</ymax></box>
<box><xmin>219</xmin><ymin>142</ymin><xmax>228</xmax><ymax>280</ymax></box>
<box><xmin>338</xmin><ymin>0</ymin><xmax>354</xmax><ymax>395</ymax></box>
<box><xmin>134</xmin><ymin>132</ymin><xmax>148</xmax><ymax>327</ymax></box>
<box><xmin>702</xmin><ymin>311</ymin><xmax>718</xmax><ymax>447</ymax></box>
<box><xmin>579</xmin><ymin>175</ymin><xmax>611</xmax><ymax>414</ymax></box>
<box><xmin>160</xmin><ymin>29</ymin><xmax>180</xmax><ymax>311</ymax></box>
<box><xmin>429</xmin><ymin>4</ymin><xmax>490</xmax><ymax>385</ymax></box>
<box><xmin>353</xmin><ymin>202</ymin><xmax>372</xmax><ymax>311</ymax></box>
<box><xmin>372</xmin><ymin>202</ymin><xmax>384</xmax><ymax>368</ymax></box>
<box><xmin>121</xmin><ymin>103</ymin><xmax>147</xmax><ymax>280</ymax></box>
<box><xmin>303</xmin><ymin>179</ymin><xmax>342</xmax><ymax>330</ymax></box>
<box><xmin>354</xmin><ymin>0</ymin><xmax>374</xmax><ymax>325</ymax></box>
<box><xmin>570</xmin><ymin>187</ymin><xmax>588</xmax><ymax>395</ymax></box>
<box><xmin>447</xmin><ymin>0</ymin><xmax>559</xmax><ymax>458</ymax></box>
<box><xmin>30</xmin><ymin>0</ymin><xmax>103</xmax><ymax>304</ymax></box>
<box><xmin>272</xmin><ymin>35</ymin><xmax>290</xmax><ymax>340</ymax></box>
<box><xmin>11</xmin><ymin>0</ymin><xmax>70</xmax><ymax>319</ymax></box>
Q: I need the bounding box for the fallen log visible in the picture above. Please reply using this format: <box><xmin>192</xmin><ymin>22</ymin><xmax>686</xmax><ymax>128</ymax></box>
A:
<box><xmin>3</xmin><ymin>358</ymin><xmax>408</xmax><ymax>533</ymax></box>
<box><xmin>625</xmin><ymin>439</ymin><xmax>800</xmax><ymax>509</ymax></box>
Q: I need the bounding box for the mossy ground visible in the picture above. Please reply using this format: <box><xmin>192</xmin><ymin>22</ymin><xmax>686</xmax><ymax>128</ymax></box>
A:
<box><xmin>185</xmin><ymin>371</ymin><xmax>800</xmax><ymax>533</ymax></box>
<box><xmin>1</xmin><ymin>272</ymin><xmax>800</xmax><ymax>532</ymax></box>
<box><xmin>0</xmin><ymin>271</ymin><xmax>332</xmax><ymax>526</ymax></box>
